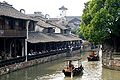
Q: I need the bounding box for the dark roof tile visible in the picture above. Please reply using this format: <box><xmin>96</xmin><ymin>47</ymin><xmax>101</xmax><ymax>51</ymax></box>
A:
<box><xmin>37</xmin><ymin>19</ymin><xmax>55</xmax><ymax>28</ymax></box>
<box><xmin>27</xmin><ymin>32</ymin><xmax>81</xmax><ymax>43</ymax></box>
<box><xmin>0</xmin><ymin>2</ymin><xmax>30</xmax><ymax>20</ymax></box>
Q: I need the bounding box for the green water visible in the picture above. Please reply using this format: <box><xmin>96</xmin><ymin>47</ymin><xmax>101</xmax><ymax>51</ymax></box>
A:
<box><xmin>0</xmin><ymin>50</ymin><xmax>120</xmax><ymax>80</ymax></box>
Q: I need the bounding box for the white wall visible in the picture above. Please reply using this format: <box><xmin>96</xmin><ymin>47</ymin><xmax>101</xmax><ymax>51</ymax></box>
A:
<box><xmin>55</xmin><ymin>27</ymin><xmax>61</xmax><ymax>33</ymax></box>
<box><xmin>35</xmin><ymin>25</ymin><xmax>44</xmax><ymax>32</ymax></box>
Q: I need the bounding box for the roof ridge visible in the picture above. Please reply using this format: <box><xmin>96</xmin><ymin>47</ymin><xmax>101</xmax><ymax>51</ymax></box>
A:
<box><xmin>0</xmin><ymin>1</ymin><xmax>12</xmax><ymax>8</ymax></box>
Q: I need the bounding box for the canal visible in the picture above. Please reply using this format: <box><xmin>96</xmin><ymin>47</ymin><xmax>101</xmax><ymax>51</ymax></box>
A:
<box><xmin>0</xmin><ymin>50</ymin><xmax>120</xmax><ymax>80</ymax></box>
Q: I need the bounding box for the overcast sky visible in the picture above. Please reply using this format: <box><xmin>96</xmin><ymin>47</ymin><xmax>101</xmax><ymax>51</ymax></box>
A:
<box><xmin>0</xmin><ymin>0</ymin><xmax>89</xmax><ymax>18</ymax></box>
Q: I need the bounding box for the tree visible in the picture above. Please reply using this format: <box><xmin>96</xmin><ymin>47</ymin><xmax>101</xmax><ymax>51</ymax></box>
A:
<box><xmin>79</xmin><ymin>0</ymin><xmax>120</xmax><ymax>51</ymax></box>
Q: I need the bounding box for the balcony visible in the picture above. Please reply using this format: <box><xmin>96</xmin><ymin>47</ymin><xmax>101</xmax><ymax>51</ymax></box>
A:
<box><xmin>0</xmin><ymin>30</ymin><xmax>27</xmax><ymax>37</ymax></box>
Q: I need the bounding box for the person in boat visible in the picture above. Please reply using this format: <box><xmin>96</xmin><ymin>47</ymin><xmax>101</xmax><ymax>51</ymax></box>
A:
<box><xmin>63</xmin><ymin>60</ymin><xmax>74</xmax><ymax>72</ymax></box>
<box><xmin>68</xmin><ymin>60</ymin><xmax>74</xmax><ymax>70</ymax></box>
<box><xmin>90</xmin><ymin>51</ymin><xmax>95</xmax><ymax>57</ymax></box>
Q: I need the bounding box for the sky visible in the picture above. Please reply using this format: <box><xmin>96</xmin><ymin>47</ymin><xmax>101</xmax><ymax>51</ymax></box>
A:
<box><xmin>0</xmin><ymin>0</ymin><xmax>89</xmax><ymax>18</ymax></box>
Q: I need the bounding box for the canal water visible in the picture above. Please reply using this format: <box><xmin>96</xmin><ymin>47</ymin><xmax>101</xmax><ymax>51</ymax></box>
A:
<box><xmin>0</xmin><ymin>50</ymin><xmax>120</xmax><ymax>80</ymax></box>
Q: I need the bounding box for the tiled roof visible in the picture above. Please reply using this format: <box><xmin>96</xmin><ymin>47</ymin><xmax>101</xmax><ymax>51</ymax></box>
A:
<box><xmin>65</xmin><ymin>16</ymin><xmax>81</xmax><ymax>21</ymax></box>
<box><xmin>47</xmin><ymin>21</ymin><xmax>68</xmax><ymax>30</ymax></box>
<box><xmin>59</xmin><ymin>6</ymin><xmax>68</xmax><ymax>10</ymax></box>
<box><xmin>0</xmin><ymin>2</ymin><xmax>30</xmax><ymax>20</ymax></box>
<box><xmin>27</xmin><ymin>13</ymin><xmax>46</xmax><ymax>21</ymax></box>
<box><xmin>27</xmin><ymin>32</ymin><xmax>55</xmax><ymax>43</ymax></box>
<box><xmin>37</xmin><ymin>19</ymin><xmax>55</xmax><ymax>28</ymax></box>
<box><xmin>27</xmin><ymin>32</ymin><xmax>81</xmax><ymax>43</ymax></box>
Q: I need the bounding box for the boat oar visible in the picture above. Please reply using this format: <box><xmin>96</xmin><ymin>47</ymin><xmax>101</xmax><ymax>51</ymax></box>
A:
<box><xmin>71</xmin><ymin>68</ymin><xmax>73</xmax><ymax>78</ymax></box>
<box><xmin>71</xmin><ymin>71</ymin><xmax>73</xmax><ymax>78</ymax></box>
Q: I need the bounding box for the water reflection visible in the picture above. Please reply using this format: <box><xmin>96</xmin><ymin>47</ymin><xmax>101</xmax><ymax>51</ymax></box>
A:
<box><xmin>81</xmin><ymin>61</ymin><xmax>102</xmax><ymax>80</ymax></box>
<box><xmin>102</xmin><ymin>68</ymin><xmax>120</xmax><ymax>80</ymax></box>
<box><xmin>0</xmin><ymin>50</ymin><xmax>120</xmax><ymax>80</ymax></box>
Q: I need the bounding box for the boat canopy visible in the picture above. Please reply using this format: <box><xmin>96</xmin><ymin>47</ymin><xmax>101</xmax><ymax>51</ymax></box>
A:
<box><xmin>64</xmin><ymin>57</ymin><xmax>82</xmax><ymax>61</ymax></box>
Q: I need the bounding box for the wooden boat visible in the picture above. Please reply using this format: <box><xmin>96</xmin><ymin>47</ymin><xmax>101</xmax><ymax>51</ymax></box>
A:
<box><xmin>62</xmin><ymin>57</ymin><xmax>83</xmax><ymax>77</ymax></box>
<box><xmin>87</xmin><ymin>51</ymin><xmax>99</xmax><ymax>61</ymax></box>
<box><xmin>87</xmin><ymin>55</ymin><xmax>99</xmax><ymax>61</ymax></box>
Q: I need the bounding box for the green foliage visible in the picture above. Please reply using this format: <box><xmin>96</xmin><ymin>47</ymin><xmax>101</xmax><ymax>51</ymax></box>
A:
<box><xmin>79</xmin><ymin>0</ymin><xmax>120</xmax><ymax>45</ymax></box>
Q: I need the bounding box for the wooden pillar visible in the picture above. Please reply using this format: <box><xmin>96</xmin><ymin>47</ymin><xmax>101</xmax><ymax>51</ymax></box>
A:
<box><xmin>65</xmin><ymin>41</ymin><xmax>67</xmax><ymax>49</ymax></box>
<box><xmin>4</xmin><ymin>38</ymin><xmax>6</xmax><ymax>54</ymax></box>
<box><xmin>25</xmin><ymin>20</ymin><xmax>30</xmax><ymax>62</ymax></box>
<box><xmin>14</xmin><ymin>39</ymin><xmax>17</xmax><ymax>57</ymax></box>
<box><xmin>40</xmin><ymin>43</ymin><xmax>42</xmax><ymax>52</ymax></box>
<box><xmin>34</xmin><ymin>43</ymin><xmax>37</xmax><ymax>52</ymax></box>
<box><xmin>56</xmin><ymin>42</ymin><xmax>58</xmax><ymax>50</ymax></box>
<box><xmin>49</xmin><ymin>42</ymin><xmax>52</xmax><ymax>51</ymax></box>
<box><xmin>75</xmin><ymin>40</ymin><xmax>77</xmax><ymax>47</ymax></box>
<box><xmin>61</xmin><ymin>42</ymin><xmax>63</xmax><ymax>49</ymax></box>
<box><xmin>53</xmin><ymin>42</ymin><xmax>55</xmax><ymax>50</ymax></box>
<box><xmin>43</xmin><ymin>43</ymin><xmax>46</xmax><ymax>51</ymax></box>
<box><xmin>4</xmin><ymin>38</ymin><xmax>6</xmax><ymax>59</ymax></box>
<box><xmin>22</xmin><ymin>39</ymin><xmax>24</xmax><ymax>56</ymax></box>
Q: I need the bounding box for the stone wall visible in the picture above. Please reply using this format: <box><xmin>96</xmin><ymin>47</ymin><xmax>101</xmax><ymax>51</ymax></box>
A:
<box><xmin>0</xmin><ymin>50</ymin><xmax>80</xmax><ymax>76</ymax></box>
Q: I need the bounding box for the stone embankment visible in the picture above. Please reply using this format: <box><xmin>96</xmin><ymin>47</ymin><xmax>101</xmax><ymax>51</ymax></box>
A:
<box><xmin>102</xmin><ymin>50</ymin><xmax>120</xmax><ymax>70</ymax></box>
<box><xmin>0</xmin><ymin>50</ymin><xmax>80</xmax><ymax>76</ymax></box>
<box><xmin>102</xmin><ymin>58</ymin><xmax>120</xmax><ymax>71</ymax></box>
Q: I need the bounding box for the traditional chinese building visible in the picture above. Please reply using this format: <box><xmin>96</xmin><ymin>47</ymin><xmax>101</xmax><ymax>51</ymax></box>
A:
<box><xmin>0</xmin><ymin>1</ymin><xmax>36</xmax><ymax>67</ymax></box>
<box><xmin>0</xmin><ymin>2</ymin><xmax>82</xmax><ymax>75</ymax></box>
<box><xmin>27</xmin><ymin>11</ymin><xmax>82</xmax><ymax>60</ymax></box>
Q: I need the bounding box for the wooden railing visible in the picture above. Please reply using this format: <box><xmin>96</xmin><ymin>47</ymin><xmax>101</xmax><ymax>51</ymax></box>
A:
<box><xmin>72</xmin><ymin>46</ymin><xmax>81</xmax><ymax>51</ymax></box>
<box><xmin>27</xmin><ymin>49</ymin><xmax>68</xmax><ymax>61</ymax></box>
<box><xmin>0</xmin><ymin>49</ymin><xmax>68</xmax><ymax>67</ymax></box>
<box><xmin>0</xmin><ymin>30</ymin><xmax>26</xmax><ymax>37</ymax></box>
<box><xmin>0</xmin><ymin>56</ymin><xmax>26</xmax><ymax>67</ymax></box>
<box><xmin>0</xmin><ymin>46</ymin><xmax>81</xmax><ymax>67</ymax></box>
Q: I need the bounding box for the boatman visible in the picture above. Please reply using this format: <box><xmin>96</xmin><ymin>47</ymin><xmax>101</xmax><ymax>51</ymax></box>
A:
<box><xmin>91</xmin><ymin>51</ymin><xmax>95</xmax><ymax>57</ymax></box>
<box><xmin>68</xmin><ymin>60</ymin><xmax>74</xmax><ymax>70</ymax></box>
